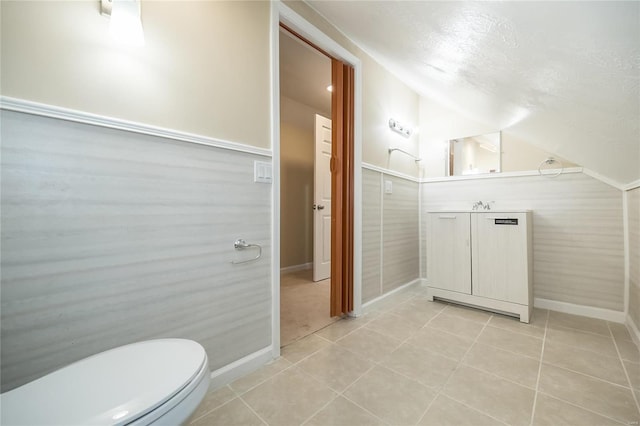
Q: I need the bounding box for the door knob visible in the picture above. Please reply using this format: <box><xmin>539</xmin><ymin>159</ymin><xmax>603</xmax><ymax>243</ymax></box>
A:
<box><xmin>317</xmin><ymin>205</ymin><xmax>325</xmax><ymax>210</ymax></box>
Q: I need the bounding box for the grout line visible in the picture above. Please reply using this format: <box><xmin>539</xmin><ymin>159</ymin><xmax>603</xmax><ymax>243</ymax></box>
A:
<box><xmin>535</xmin><ymin>391</ymin><xmax>628</xmax><ymax>426</ymax></box>
<box><xmin>529</xmin><ymin>309</ymin><xmax>550</xmax><ymax>426</ymax></box>
<box><xmin>416</xmin><ymin>311</ymin><xmax>495</xmax><ymax>424</ymax></box>
<box><xmin>230</xmin><ymin>360</ymin><xmax>296</xmax><ymax>397</ymax></box>
<box><xmin>437</xmin><ymin>394</ymin><xmax>511</xmax><ymax>426</ymax></box>
<box><xmin>548</xmin><ymin>322</ymin><xmax>618</xmax><ymax>339</ymax></box>
<box><xmin>336</xmin><ymin>297</ymin><xmax>450</xmax><ymax>424</ymax></box>
<box><xmin>541</xmin><ymin>361</ymin><xmax>636</xmax><ymax>390</ymax></box>
<box><xmin>188</xmin><ymin>386</ymin><xmax>238</xmax><ymax>423</ymax></box>
<box><xmin>336</xmin><ymin>364</ymin><xmax>391</xmax><ymax>425</ymax></box>
<box><xmin>238</xmin><ymin>395</ymin><xmax>270</xmax><ymax>425</ymax></box>
<box><xmin>608</xmin><ymin>321</ymin><xmax>640</xmax><ymax>414</ymax></box>
<box><xmin>298</xmin><ymin>393</ymin><xmax>340</xmax><ymax>426</ymax></box>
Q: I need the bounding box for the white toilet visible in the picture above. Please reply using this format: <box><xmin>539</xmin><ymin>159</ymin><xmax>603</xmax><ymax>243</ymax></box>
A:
<box><xmin>0</xmin><ymin>339</ymin><xmax>210</xmax><ymax>425</ymax></box>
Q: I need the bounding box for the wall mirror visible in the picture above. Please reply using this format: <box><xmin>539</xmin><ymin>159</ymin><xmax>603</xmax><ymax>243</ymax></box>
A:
<box><xmin>447</xmin><ymin>131</ymin><xmax>501</xmax><ymax>176</ymax></box>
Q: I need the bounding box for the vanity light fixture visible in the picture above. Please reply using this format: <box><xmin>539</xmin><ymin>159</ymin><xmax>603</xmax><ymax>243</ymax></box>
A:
<box><xmin>101</xmin><ymin>0</ymin><xmax>145</xmax><ymax>47</ymax></box>
<box><xmin>388</xmin><ymin>118</ymin><xmax>412</xmax><ymax>138</ymax></box>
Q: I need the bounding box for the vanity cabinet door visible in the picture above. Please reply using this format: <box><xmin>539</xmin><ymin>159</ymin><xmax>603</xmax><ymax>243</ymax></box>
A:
<box><xmin>472</xmin><ymin>213</ymin><xmax>529</xmax><ymax>304</ymax></box>
<box><xmin>427</xmin><ymin>213</ymin><xmax>471</xmax><ymax>294</ymax></box>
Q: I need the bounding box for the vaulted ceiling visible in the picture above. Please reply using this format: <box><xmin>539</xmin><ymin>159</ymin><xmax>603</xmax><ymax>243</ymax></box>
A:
<box><xmin>307</xmin><ymin>1</ymin><xmax>640</xmax><ymax>184</ymax></box>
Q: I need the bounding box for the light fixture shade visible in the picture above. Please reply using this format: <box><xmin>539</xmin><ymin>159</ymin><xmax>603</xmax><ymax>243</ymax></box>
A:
<box><xmin>388</xmin><ymin>118</ymin><xmax>412</xmax><ymax>138</ymax></box>
<box><xmin>109</xmin><ymin>0</ymin><xmax>145</xmax><ymax>47</ymax></box>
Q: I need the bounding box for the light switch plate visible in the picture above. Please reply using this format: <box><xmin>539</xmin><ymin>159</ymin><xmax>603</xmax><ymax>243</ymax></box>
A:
<box><xmin>254</xmin><ymin>161</ymin><xmax>272</xmax><ymax>184</ymax></box>
<box><xmin>385</xmin><ymin>180</ymin><xmax>393</xmax><ymax>194</ymax></box>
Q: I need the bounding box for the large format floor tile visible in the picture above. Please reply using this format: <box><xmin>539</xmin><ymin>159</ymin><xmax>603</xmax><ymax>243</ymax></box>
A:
<box><xmin>230</xmin><ymin>358</ymin><xmax>292</xmax><ymax>395</ymax></box>
<box><xmin>241</xmin><ymin>368</ymin><xmax>336</xmax><ymax>425</ymax></box>
<box><xmin>443</xmin><ymin>365</ymin><xmax>536</xmax><ymax>425</ymax></box>
<box><xmin>192</xmin><ymin>289</ymin><xmax>640</xmax><ymax>426</ymax></box>
<box><xmin>427</xmin><ymin>312</ymin><xmax>486</xmax><ymax>340</ymax></box>
<box><xmin>538</xmin><ymin>363</ymin><xmax>639</xmax><ymax>424</ymax></box>
<box><xmin>304</xmin><ymin>396</ymin><xmax>384</xmax><ymax>426</ymax></box>
<box><xmin>532</xmin><ymin>393</ymin><xmax>624</xmax><ymax>426</ymax></box>
<box><xmin>477</xmin><ymin>325</ymin><xmax>543</xmax><ymax>359</ymax></box>
<box><xmin>547</xmin><ymin>311</ymin><xmax>611</xmax><ymax>336</ymax></box>
<box><xmin>380</xmin><ymin>342</ymin><xmax>458</xmax><ymax>389</ymax></box>
<box><xmin>407</xmin><ymin>326</ymin><xmax>475</xmax><ymax>361</ymax></box>
<box><xmin>190</xmin><ymin>386</ymin><xmax>237</xmax><ymax>421</ymax></box>
<box><xmin>191</xmin><ymin>398</ymin><xmax>265</xmax><ymax>426</ymax></box>
<box><xmin>545</xmin><ymin>326</ymin><xmax>618</xmax><ymax>358</ymax></box>
<box><xmin>463</xmin><ymin>342</ymin><xmax>540</xmax><ymax>388</ymax></box>
<box><xmin>419</xmin><ymin>394</ymin><xmax>503</xmax><ymax>426</ymax></box>
<box><xmin>343</xmin><ymin>366</ymin><xmax>436</xmax><ymax>425</ymax></box>
<box><xmin>281</xmin><ymin>334</ymin><xmax>330</xmax><ymax>364</ymax></box>
<box><xmin>543</xmin><ymin>339</ymin><xmax>628</xmax><ymax>386</ymax></box>
<box><xmin>297</xmin><ymin>344</ymin><xmax>373</xmax><ymax>392</ymax></box>
<box><xmin>335</xmin><ymin>327</ymin><xmax>403</xmax><ymax>362</ymax></box>
<box><xmin>488</xmin><ymin>313</ymin><xmax>546</xmax><ymax>338</ymax></box>
<box><xmin>365</xmin><ymin>311</ymin><xmax>423</xmax><ymax>341</ymax></box>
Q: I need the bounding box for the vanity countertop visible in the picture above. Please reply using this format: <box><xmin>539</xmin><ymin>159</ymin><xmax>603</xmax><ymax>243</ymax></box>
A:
<box><xmin>427</xmin><ymin>210</ymin><xmax>532</xmax><ymax>213</ymax></box>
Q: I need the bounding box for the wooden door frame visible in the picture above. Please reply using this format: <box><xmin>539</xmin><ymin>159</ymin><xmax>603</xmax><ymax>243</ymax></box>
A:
<box><xmin>271</xmin><ymin>3</ymin><xmax>363</xmax><ymax>357</ymax></box>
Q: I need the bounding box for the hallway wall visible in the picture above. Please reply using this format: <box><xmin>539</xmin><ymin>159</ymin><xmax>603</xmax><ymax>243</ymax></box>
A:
<box><xmin>280</xmin><ymin>97</ymin><xmax>324</xmax><ymax>269</ymax></box>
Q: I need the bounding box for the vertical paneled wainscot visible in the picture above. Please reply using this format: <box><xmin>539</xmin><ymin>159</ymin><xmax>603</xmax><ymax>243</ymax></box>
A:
<box><xmin>0</xmin><ymin>111</ymin><xmax>272</xmax><ymax>392</ymax></box>
<box><xmin>361</xmin><ymin>167</ymin><xmax>419</xmax><ymax>304</ymax></box>
<box><xmin>427</xmin><ymin>211</ymin><xmax>533</xmax><ymax>322</ymax></box>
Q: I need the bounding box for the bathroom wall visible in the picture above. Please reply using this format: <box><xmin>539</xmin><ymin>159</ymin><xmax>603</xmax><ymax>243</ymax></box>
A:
<box><xmin>0</xmin><ymin>1</ymin><xmax>271</xmax><ymax>149</ymax></box>
<box><xmin>421</xmin><ymin>172</ymin><xmax>625</xmax><ymax>311</ymax></box>
<box><xmin>0</xmin><ymin>111</ymin><xmax>272</xmax><ymax>392</ymax></box>
<box><xmin>629</xmin><ymin>187</ymin><xmax>640</xmax><ymax>328</ymax></box>
<box><xmin>0</xmin><ymin>0</ymin><xmax>275</xmax><ymax>392</ymax></box>
<box><xmin>280</xmin><ymin>96</ymin><xmax>325</xmax><ymax>269</ymax></box>
<box><xmin>362</xmin><ymin>168</ymin><xmax>419</xmax><ymax>303</ymax></box>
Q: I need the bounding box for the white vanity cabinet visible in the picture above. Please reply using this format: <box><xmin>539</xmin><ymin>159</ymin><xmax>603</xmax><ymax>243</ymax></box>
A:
<box><xmin>426</xmin><ymin>211</ymin><xmax>533</xmax><ymax>323</ymax></box>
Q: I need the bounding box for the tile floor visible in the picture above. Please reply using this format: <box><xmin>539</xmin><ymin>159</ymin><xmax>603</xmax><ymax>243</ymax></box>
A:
<box><xmin>190</xmin><ymin>286</ymin><xmax>640</xmax><ymax>425</ymax></box>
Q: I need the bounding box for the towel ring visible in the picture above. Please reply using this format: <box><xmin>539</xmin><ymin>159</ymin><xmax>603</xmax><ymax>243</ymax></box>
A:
<box><xmin>231</xmin><ymin>239</ymin><xmax>262</xmax><ymax>264</ymax></box>
<box><xmin>538</xmin><ymin>157</ymin><xmax>563</xmax><ymax>178</ymax></box>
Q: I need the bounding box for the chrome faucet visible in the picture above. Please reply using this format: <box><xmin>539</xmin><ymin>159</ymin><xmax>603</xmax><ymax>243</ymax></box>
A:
<box><xmin>472</xmin><ymin>201</ymin><xmax>493</xmax><ymax>211</ymax></box>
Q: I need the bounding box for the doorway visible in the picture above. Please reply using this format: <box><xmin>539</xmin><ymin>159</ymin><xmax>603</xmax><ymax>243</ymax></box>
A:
<box><xmin>279</xmin><ymin>27</ymin><xmax>337</xmax><ymax>346</ymax></box>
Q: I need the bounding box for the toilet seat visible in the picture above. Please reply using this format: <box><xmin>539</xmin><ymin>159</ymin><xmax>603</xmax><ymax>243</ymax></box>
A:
<box><xmin>0</xmin><ymin>339</ymin><xmax>209</xmax><ymax>425</ymax></box>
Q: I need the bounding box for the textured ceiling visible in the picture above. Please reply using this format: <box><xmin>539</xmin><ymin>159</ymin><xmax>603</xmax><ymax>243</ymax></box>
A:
<box><xmin>280</xmin><ymin>28</ymin><xmax>331</xmax><ymax>115</ymax></box>
<box><xmin>307</xmin><ymin>1</ymin><xmax>640</xmax><ymax>184</ymax></box>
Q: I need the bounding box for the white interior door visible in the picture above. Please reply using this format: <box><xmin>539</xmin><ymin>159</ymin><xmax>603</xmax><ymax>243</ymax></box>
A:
<box><xmin>313</xmin><ymin>114</ymin><xmax>331</xmax><ymax>282</ymax></box>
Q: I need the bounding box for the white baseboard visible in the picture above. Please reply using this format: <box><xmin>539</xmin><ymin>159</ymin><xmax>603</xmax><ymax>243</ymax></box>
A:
<box><xmin>209</xmin><ymin>346</ymin><xmax>274</xmax><ymax>391</ymax></box>
<box><xmin>534</xmin><ymin>298</ymin><xmax>626</xmax><ymax>323</ymax></box>
<box><xmin>280</xmin><ymin>262</ymin><xmax>312</xmax><ymax>274</ymax></box>
<box><xmin>626</xmin><ymin>314</ymin><xmax>640</xmax><ymax>350</ymax></box>
<box><xmin>362</xmin><ymin>278</ymin><xmax>422</xmax><ymax>310</ymax></box>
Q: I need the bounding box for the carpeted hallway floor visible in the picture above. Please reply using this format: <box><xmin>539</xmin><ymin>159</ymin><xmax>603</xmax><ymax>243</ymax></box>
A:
<box><xmin>280</xmin><ymin>269</ymin><xmax>339</xmax><ymax>347</ymax></box>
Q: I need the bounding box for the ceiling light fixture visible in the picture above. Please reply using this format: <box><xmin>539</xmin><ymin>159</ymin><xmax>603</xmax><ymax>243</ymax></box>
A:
<box><xmin>388</xmin><ymin>118</ymin><xmax>412</xmax><ymax>138</ymax></box>
<box><xmin>101</xmin><ymin>0</ymin><xmax>145</xmax><ymax>47</ymax></box>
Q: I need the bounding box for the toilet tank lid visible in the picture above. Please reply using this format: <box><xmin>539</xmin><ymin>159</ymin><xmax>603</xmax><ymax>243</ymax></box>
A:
<box><xmin>0</xmin><ymin>339</ymin><xmax>208</xmax><ymax>426</ymax></box>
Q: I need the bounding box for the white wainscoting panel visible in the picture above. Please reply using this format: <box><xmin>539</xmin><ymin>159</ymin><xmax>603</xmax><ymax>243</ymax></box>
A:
<box><xmin>628</xmin><ymin>188</ymin><xmax>640</xmax><ymax>327</ymax></box>
<box><xmin>0</xmin><ymin>111</ymin><xmax>272</xmax><ymax>391</ymax></box>
<box><xmin>421</xmin><ymin>173</ymin><xmax>624</xmax><ymax>311</ymax></box>
<box><xmin>382</xmin><ymin>176</ymin><xmax>420</xmax><ymax>293</ymax></box>
<box><xmin>362</xmin><ymin>169</ymin><xmax>382</xmax><ymax>303</ymax></box>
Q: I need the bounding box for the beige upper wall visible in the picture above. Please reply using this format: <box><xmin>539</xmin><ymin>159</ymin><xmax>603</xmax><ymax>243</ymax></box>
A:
<box><xmin>0</xmin><ymin>1</ymin><xmax>271</xmax><ymax>148</ymax></box>
<box><xmin>419</xmin><ymin>96</ymin><xmax>577</xmax><ymax>178</ymax></box>
<box><xmin>284</xmin><ymin>1</ymin><xmax>421</xmax><ymax>178</ymax></box>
